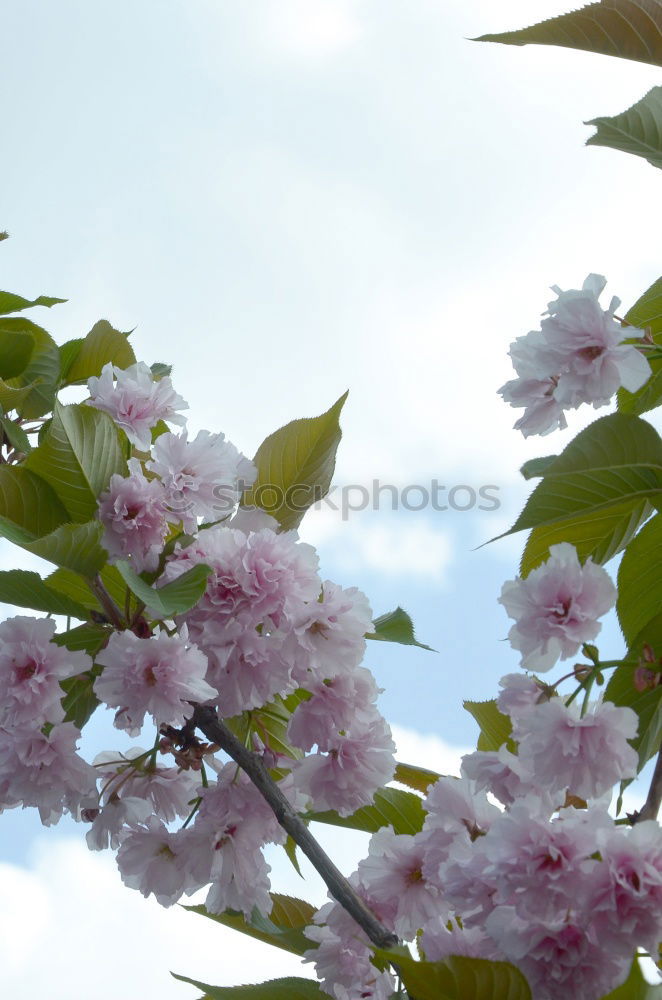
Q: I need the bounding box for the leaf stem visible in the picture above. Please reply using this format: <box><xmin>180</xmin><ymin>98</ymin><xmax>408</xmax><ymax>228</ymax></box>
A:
<box><xmin>191</xmin><ymin>704</ymin><xmax>399</xmax><ymax>951</ymax></box>
<box><xmin>91</xmin><ymin>575</ymin><xmax>125</xmax><ymax>630</ymax></box>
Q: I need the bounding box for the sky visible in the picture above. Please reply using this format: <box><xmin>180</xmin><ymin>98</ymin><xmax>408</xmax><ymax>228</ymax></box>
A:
<box><xmin>1</xmin><ymin>1</ymin><xmax>661</xmax><ymax>996</ymax></box>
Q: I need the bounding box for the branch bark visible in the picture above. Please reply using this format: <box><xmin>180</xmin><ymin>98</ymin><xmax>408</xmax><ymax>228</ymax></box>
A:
<box><xmin>633</xmin><ymin>748</ymin><xmax>662</xmax><ymax>823</ymax></box>
<box><xmin>191</xmin><ymin>704</ymin><xmax>399</xmax><ymax>951</ymax></box>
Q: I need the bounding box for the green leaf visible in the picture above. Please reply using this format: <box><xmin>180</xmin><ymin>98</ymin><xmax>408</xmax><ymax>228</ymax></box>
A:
<box><xmin>54</xmin><ymin>623</ymin><xmax>111</xmax><ymax>654</ymax></box>
<box><xmin>605</xmin><ymin>637</ymin><xmax>662</xmax><ymax>768</ymax></box>
<box><xmin>617</xmin><ymin>513</ymin><xmax>662</xmax><ymax>645</ymax></box>
<box><xmin>0</xmin><ymin>290</ymin><xmax>66</xmax><ymax>315</ymax></box>
<box><xmin>380</xmin><ymin>953</ymin><xmax>532</xmax><ymax>1000</ymax></box>
<box><xmin>3</xmin><ymin>318</ymin><xmax>61</xmax><ymax>418</ymax></box>
<box><xmin>24</xmin><ymin>402</ymin><xmax>126</xmax><ymax>522</ymax></box>
<box><xmin>0</xmin><ymin>569</ymin><xmax>89</xmax><ymax>618</ymax></box>
<box><xmin>367</xmin><ymin>607</ymin><xmax>435</xmax><ymax>651</ymax></box>
<box><xmin>115</xmin><ymin>560</ymin><xmax>211</xmax><ymax>617</ymax></box>
<box><xmin>394</xmin><ymin>761</ymin><xmax>441</xmax><ymax>793</ymax></box>
<box><xmin>58</xmin><ymin>338</ymin><xmax>84</xmax><ymax>381</ymax></box>
<box><xmin>520</xmin><ymin>455</ymin><xmax>558</xmax><ymax>481</ymax></box>
<box><xmin>604</xmin><ymin>957</ymin><xmax>662</xmax><ymax>998</ymax></box>
<box><xmin>150</xmin><ymin>362</ymin><xmax>172</xmax><ymax>378</ymax></box>
<box><xmin>0</xmin><ymin>378</ymin><xmax>40</xmax><ymax>413</ymax></box>
<box><xmin>310</xmin><ymin>787</ymin><xmax>425</xmax><ymax>835</ymax></box>
<box><xmin>494</xmin><ymin>414</ymin><xmax>662</xmax><ymax>541</ymax></box>
<box><xmin>59</xmin><ymin>667</ymin><xmax>102</xmax><ymax>729</ymax></box>
<box><xmin>520</xmin><ymin>499</ymin><xmax>653</xmax><ymax>575</ymax></box>
<box><xmin>46</xmin><ymin>563</ymin><xmax>127</xmax><ymax>611</ymax></box>
<box><xmin>183</xmin><ymin>893</ymin><xmax>317</xmax><ymax>958</ymax></box>
<box><xmin>0</xmin><ymin>466</ymin><xmax>69</xmax><ymax>545</ymax></box>
<box><xmin>474</xmin><ymin>1</ymin><xmax>662</xmax><ymax>70</ymax></box>
<box><xmin>171</xmin><ymin>975</ymin><xmax>327</xmax><ymax>1000</ymax></box>
<box><xmin>0</xmin><ymin>412</ymin><xmax>31</xmax><ymax>454</ymax></box>
<box><xmin>244</xmin><ymin>692</ymin><xmax>306</xmax><ymax>760</ymax></box>
<box><xmin>619</xmin><ymin>276</ymin><xmax>662</xmax><ymax>415</ymax></box>
<box><xmin>284</xmin><ymin>835</ymin><xmax>303</xmax><ymax>877</ymax></box>
<box><xmin>464</xmin><ymin>699</ymin><xmax>514</xmax><ymax>752</ymax></box>
<box><xmin>586</xmin><ymin>86</ymin><xmax>662</xmax><ymax>170</ymax></box>
<box><xmin>63</xmin><ymin>320</ymin><xmax>136</xmax><ymax>385</ymax></box>
<box><xmin>25</xmin><ymin>521</ymin><xmax>108</xmax><ymax>577</ymax></box>
<box><xmin>242</xmin><ymin>392</ymin><xmax>348</xmax><ymax>531</ymax></box>
<box><xmin>0</xmin><ymin>326</ymin><xmax>35</xmax><ymax>379</ymax></box>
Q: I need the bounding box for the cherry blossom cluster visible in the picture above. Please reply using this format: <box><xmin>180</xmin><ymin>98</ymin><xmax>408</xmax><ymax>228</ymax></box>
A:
<box><xmin>305</xmin><ymin>672</ymin><xmax>658</xmax><ymax>1000</ymax></box>
<box><xmin>303</xmin><ymin>545</ymin><xmax>659</xmax><ymax>999</ymax></box>
<box><xmin>0</xmin><ymin>360</ymin><xmax>396</xmax><ymax>920</ymax></box>
<box><xmin>499</xmin><ymin>274</ymin><xmax>651</xmax><ymax>436</ymax></box>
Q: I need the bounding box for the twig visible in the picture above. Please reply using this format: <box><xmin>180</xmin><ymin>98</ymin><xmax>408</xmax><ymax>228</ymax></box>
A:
<box><xmin>91</xmin><ymin>575</ymin><xmax>125</xmax><ymax>630</ymax></box>
<box><xmin>633</xmin><ymin>749</ymin><xmax>662</xmax><ymax>824</ymax></box>
<box><xmin>191</xmin><ymin>704</ymin><xmax>399</xmax><ymax>951</ymax></box>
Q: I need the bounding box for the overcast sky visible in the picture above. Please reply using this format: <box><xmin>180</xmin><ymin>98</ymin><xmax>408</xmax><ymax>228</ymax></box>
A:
<box><xmin>1</xmin><ymin>1</ymin><xmax>660</xmax><ymax>996</ymax></box>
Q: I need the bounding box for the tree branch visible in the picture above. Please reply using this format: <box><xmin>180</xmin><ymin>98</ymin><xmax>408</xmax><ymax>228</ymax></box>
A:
<box><xmin>191</xmin><ymin>704</ymin><xmax>399</xmax><ymax>951</ymax></box>
<box><xmin>633</xmin><ymin>748</ymin><xmax>662</xmax><ymax>824</ymax></box>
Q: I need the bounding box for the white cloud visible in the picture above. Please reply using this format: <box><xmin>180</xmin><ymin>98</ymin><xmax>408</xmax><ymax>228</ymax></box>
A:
<box><xmin>300</xmin><ymin>506</ymin><xmax>453</xmax><ymax>580</ymax></box>
<box><xmin>0</xmin><ymin>839</ymin><xmax>308</xmax><ymax>999</ymax></box>
<box><xmin>262</xmin><ymin>0</ymin><xmax>362</xmax><ymax>57</ymax></box>
<box><xmin>391</xmin><ymin>723</ymin><xmax>468</xmax><ymax>776</ymax></box>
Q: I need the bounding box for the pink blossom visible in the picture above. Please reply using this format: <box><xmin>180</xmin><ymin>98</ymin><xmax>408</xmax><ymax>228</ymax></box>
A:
<box><xmin>482</xmin><ymin>805</ymin><xmax>602</xmax><ymax>921</ymax></box>
<box><xmin>0</xmin><ymin>616</ymin><xmax>92</xmax><ymax>728</ymax></box>
<box><xmin>85</xmin><ymin>796</ymin><xmax>153</xmax><ymax>851</ymax></box>
<box><xmin>357</xmin><ymin>828</ymin><xmax>442</xmax><ymax>938</ymax></box>
<box><xmin>94</xmin><ymin>628</ymin><xmax>216</xmax><ymax>733</ymax></box>
<box><xmin>288</xmin><ymin>581</ymin><xmax>373</xmax><ymax>683</ymax></box>
<box><xmin>421</xmin><ymin>920</ymin><xmax>504</xmax><ymax>962</ymax></box>
<box><xmin>589</xmin><ymin>821</ymin><xmax>662</xmax><ymax>956</ymax></box>
<box><xmin>542</xmin><ymin>274</ymin><xmax>651</xmax><ymax>409</ymax></box>
<box><xmin>460</xmin><ymin>747</ymin><xmax>543</xmax><ymax>808</ymax></box>
<box><xmin>115</xmin><ymin>816</ymin><xmax>197</xmax><ymax>906</ymax></box>
<box><xmin>516</xmin><ymin>698</ymin><xmax>638</xmax><ymax>799</ymax></box>
<box><xmin>497</xmin><ymin>672</ymin><xmax>547</xmax><ymax>724</ymax></box>
<box><xmin>304</xmin><ymin>923</ymin><xmax>395</xmax><ymax>1000</ymax></box>
<box><xmin>498</xmin><ymin>542</ymin><xmax>616</xmax><ymax>672</ymax></box>
<box><xmin>499</xmin><ymin>275</ymin><xmax>651</xmax><ymax>437</ymax></box>
<box><xmin>164</xmin><ymin>525</ymin><xmax>321</xmax><ymax>634</ymax></box>
<box><xmin>287</xmin><ymin>667</ymin><xmax>380</xmax><ymax>752</ymax></box>
<box><xmin>148</xmin><ymin>429</ymin><xmax>256</xmax><ymax>530</ymax></box>
<box><xmin>0</xmin><ymin>722</ymin><xmax>96</xmax><ymax>825</ymax></box>
<box><xmin>485</xmin><ymin>906</ymin><xmax>632</xmax><ymax>1000</ymax></box>
<box><xmin>194</xmin><ymin>762</ymin><xmax>284</xmax><ymax>847</ymax></box>
<box><xmin>203</xmin><ymin>627</ymin><xmax>294</xmax><ymax>717</ymax></box>
<box><xmin>440</xmin><ymin>845</ymin><xmax>497</xmax><ymax>926</ymax></box>
<box><xmin>292</xmin><ymin>717</ymin><xmax>396</xmax><ymax>816</ymax></box>
<box><xmin>205</xmin><ymin>838</ymin><xmax>273</xmax><ymax>918</ymax></box>
<box><xmin>97</xmin><ymin>458</ymin><xmax>169</xmax><ymax>571</ymax></box>
<box><xmin>499</xmin><ymin>331</ymin><xmax>568</xmax><ymax>437</ymax></box>
<box><xmin>423</xmin><ymin>776</ymin><xmax>500</xmax><ymax>841</ymax></box>
<box><xmin>188</xmin><ymin>765</ymin><xmax>282</xmax><ymax>917</ymax></box>
<box><xmin>93</xmin><ymin>748</ymin><xmax>199</xmax><ymax>822</ymax></box>
<box><xmin>87</xmin><ymin>362</ymin><xmax>188</xmax><ymax>451</ymax></box>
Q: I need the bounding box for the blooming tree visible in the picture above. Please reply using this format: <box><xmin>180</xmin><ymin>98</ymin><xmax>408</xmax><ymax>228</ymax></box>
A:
<box><xmin>1</xmin><ymin>4</ymin><xmax>662</xmax><ymax>999</ymax></box>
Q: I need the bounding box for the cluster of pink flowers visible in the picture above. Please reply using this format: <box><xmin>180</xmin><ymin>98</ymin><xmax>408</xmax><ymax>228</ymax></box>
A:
<box><xmin>0</xmin><ymin>616</ymin><xmax>97</xmax><ymax>825</ymax></box>
<box><xmin>0</xmin><ymin>359</ymin><xmax>397</xmax><ymax>925</ymax></box>
<box><xmin>1</xmin><ymin>335</ymin><xmax>658</xmax><ymax>1000</ymax></box>
<box><xmin>306</xmin><ymin>675</ymin><xmax>658</xmax><ymax>1000</ymax></box>
<box><xmin>499</xmin><ymin>275</ymin><xmax>651</xmax><ymax>436</ymax></box>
